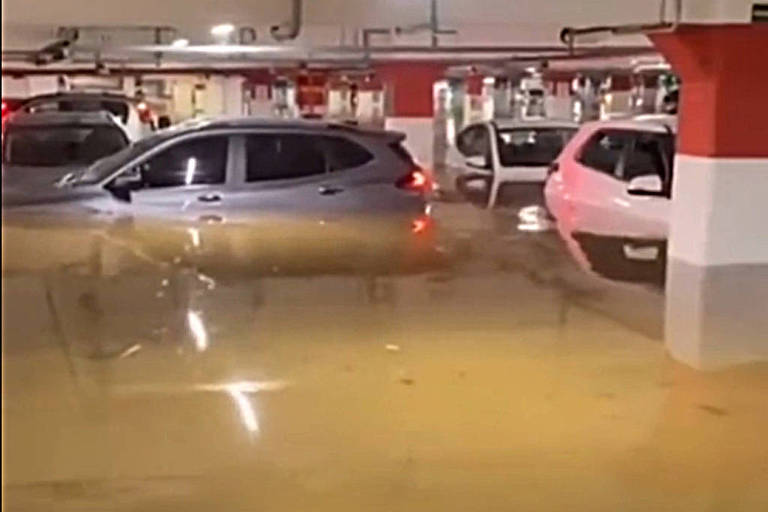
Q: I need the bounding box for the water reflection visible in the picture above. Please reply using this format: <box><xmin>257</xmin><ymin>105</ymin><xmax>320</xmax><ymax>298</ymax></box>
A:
<box><xmin>227</xmin><ymin>386</ymin><xmax>259</xmax><ymax>434</ymax></box>
<box><xmin>550</xmin><ymin>199</ymin><xmax>768</xmax><ymax>371</ymax></box>
<box><xmin>3</xmin><ymin>207</ymin><xmax>768</xmax><ymax>510</ymax></box>
<box><xmin>187</xmin><ymin>310</ymin><xmax>209</xmax><ymax>352</ymax></box>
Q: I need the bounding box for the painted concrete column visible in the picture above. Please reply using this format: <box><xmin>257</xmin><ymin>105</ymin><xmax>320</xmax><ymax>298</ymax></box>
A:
<box><xmin>651</xmin><ymin>24</ymin><xmax>768</xmax><ymax>266</ymax></box>
<box><xmin>377</xmin><ymin>63</ymin><xmax>445</xmax><ymax>169</ymax></box>
<box><xmin>222</xmin><ymin>76</ymin><xmax>245</xmax><ymax>116</ymax></box>
<box><xmin>463</xmin><ymin>73</ymin><xmax>486</xmax><ymax>126</ymax></box>
<box><xmin>651</xmin><ymin>24</ymin><xmax>768</xmax><ymax>369</ymax></box>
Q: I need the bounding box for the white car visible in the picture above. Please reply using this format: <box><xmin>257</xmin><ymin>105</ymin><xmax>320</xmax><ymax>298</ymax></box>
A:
<box><xmin>544</xmin><ymin>115</ymin><xmax>676</xmax><ymax>239</ymax></box>
<box><xmin>445</xmin><ymin>119</ymin><xmax>577</xmax><ymax>208</ymax></box>
<box><xmin>2</xmin><ymin>111</ymin><xmax>131</xmax><ymax>189</ymax></box>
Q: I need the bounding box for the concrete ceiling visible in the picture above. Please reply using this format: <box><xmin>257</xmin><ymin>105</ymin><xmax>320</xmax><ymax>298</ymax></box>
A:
<box><xmin>2</xmin><ymin>0</ymin><xmax>669</xmax><ymax>49</ymax></box>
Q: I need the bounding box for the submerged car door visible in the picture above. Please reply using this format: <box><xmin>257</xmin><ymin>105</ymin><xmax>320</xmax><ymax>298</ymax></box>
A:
<box><xmin>447</xmin><ymin>124</ymin><xmax>494</xmax><ymax>188</ymax></box>
<box><xmin>568</xmin><ymin>128</ymin><xmax>671</xmax><ymax>238</ymax></box>
<box><xmin>126</xmin><ymin>134</ymin><xmax>234</xmax><ymax>221</ymax></box>
<box><xmin>566</xmin><ymin>129</ymin><xmax>634</xmax><ymax>234</ymax></box>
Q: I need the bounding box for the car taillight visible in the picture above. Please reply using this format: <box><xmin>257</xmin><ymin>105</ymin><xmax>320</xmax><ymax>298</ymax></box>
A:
<box><xmin>396</xmin><ymin>169</ymin><xmax>430</xmax><ymax>192</ymax></box>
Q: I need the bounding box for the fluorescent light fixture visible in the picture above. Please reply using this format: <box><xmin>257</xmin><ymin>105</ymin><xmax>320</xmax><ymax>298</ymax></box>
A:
<box><xmin>171</xmin><ymin>38</ymin><xmax>189</xmax><ymax>48</ymax></box>
<box><xmin>211</xmin><ymin>23</ymin><xmax>235</xmax><ymax>37</ymax></box>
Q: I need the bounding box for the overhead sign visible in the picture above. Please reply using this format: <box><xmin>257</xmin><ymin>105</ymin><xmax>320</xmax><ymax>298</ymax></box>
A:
<box><xmin>754</xmin><ymin>3</ymin><xmax>768</xmax><ymax>22</ymax></box>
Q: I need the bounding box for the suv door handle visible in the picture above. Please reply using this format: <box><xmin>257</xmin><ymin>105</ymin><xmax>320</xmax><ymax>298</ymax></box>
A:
<box><xmin>318</xmin><ymin>186</ymin><xmax>344</xmax><ymax>196</ymax></box>
<box><xmin>198</xmin><ymin>193</ymin><xmax>221</xmax><ymax>203</ymax></box>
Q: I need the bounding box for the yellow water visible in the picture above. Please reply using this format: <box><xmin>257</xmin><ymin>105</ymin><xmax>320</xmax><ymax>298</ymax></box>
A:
<box><xmin>3</xmin><ymin>205</ymin><xmax>767</xmax><ymax>511</ymax></box>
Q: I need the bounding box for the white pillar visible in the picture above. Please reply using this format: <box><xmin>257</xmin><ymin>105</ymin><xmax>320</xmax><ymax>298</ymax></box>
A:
<box><xmin>666</xmin><ymin>259</ymin><xmax>768</xmax><ymax>370</ymax></box>
<box><xmin>385</xmin><ymin>117</ymin><xmax>435</xmax><ymax>169</ymax></box>
<box><xmin>222</xmin><ymin>76</ymin><xmax>244</xmax><ymax>116</ymax></box>
<box><xmin>668</xmin><ymin>156</ymin><xmax>768</xmax><ymax>266</ymax></box>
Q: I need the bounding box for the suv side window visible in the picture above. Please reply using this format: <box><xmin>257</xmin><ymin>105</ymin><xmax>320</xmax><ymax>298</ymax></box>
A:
<box><xmin>139</xmin><ymin>135</ymin><xmax>228</xmax><ymax>188</ymax></box>
<box><xmin>322</xmin><ymin>136</ymin><xmax>373</xmax><ymax>171</ymax></box>
<box><xmin>246</xmin><ymin>134</ymin><xmax>326</xmax><ymax>182</ymax></box>
<box><xmin>457</xmin><ymin>125</ymin><xmax>490</xmax><ymax>157</ymax></box>
<box><xmin>578</xmin><ymin>130</ymin><xmax>634</xmax><ymax>177</ymax></box>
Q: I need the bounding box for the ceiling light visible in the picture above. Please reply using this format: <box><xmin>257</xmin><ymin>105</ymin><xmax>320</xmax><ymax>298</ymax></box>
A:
<box><xmin>210</xmin><ymin>23</ymin><xmax>235</xmax><ymax>37</ymax></box>
<box><xmin>171</xmin><ymin>38</ymin><xmax>189</xmax><ymax>48</ymax></box>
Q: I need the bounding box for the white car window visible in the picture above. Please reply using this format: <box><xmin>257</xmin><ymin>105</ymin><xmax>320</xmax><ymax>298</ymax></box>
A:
<box><xmin>496</xmin><ymin>128</ymin><xmax>575</xmax><ymax>167</ymax></box>
<box><xmin>622</xmin><ymin>132</ymin><xmax>675</xmax><ymax>183</ymax></box>
<box><xmin>578</xmin><ymin>130</ymin><xmax>635</xmax><ymax>177</ymax></box>
<box><xmin>456</xmin><ymin>125</ymin><xmax>490</xmax><ymax>158</ymax></box>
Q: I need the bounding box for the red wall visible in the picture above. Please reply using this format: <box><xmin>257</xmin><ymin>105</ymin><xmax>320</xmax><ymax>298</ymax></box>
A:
<box><xmin>651</xmin><ymin>24</ymin><xmax>768</xmax><ymax>158</ymax></box>
<box><xmin>376</xmin><ymin>63</ymin><xmax>445</xmax><ymax>117</ymax></box>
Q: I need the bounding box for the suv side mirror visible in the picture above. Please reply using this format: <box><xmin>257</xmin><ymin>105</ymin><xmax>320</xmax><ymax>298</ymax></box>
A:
<box><xmin>107</xmin><ymin>181</ymin><xmax>132</xmax><ymax>202</ymax></box>
<box><xmin>106</xmin><ymin>166</ymin><xmax>144</xmax><ymax>202</ymax></box>
<box><xmin>627</xmin><ymin>174</ymin><xmax>663</xmax><ymax>196</ymax></box>
<box><xmin>465</xmin><ymin>155</ymin><xmax>490</xmax><ymax>171</ymax></box>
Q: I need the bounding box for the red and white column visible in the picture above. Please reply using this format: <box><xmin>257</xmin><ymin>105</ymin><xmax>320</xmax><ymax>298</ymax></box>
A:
<box><xmin>651</xmin><ymin>24</ymin><xmax>768</xmax><ymax>266</ymax></box>
<box><xmin>377</xmin><ymin>62</ymin><xmax>445</xmax><ymax>169</ymax></box>
<box><xmin>651</xmin><ymin>25</ymin><xmax>768</xmax><ymax>369</ymax></box>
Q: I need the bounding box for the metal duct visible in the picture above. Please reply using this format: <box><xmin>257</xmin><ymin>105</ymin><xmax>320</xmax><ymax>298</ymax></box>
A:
<box><xmin>271</xmin><ymin>0</ymin><xmax>303</xmax><ymax>42</ymax></box>
<box><xmin>560</xmin><ymin>0</ymin><xmax>682</xmax><ymax>49</ymax></box>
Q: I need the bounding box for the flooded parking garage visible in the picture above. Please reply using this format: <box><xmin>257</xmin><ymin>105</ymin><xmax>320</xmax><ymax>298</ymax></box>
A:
<box><xmin>3</xmin><ymin>197</ymin><xmax>768</xmax><ymax>511</ymax></box>
<box><xmin>4</xmin><ymin>1</ymin><xmax>768</xmax><ymax>510</ymax></box>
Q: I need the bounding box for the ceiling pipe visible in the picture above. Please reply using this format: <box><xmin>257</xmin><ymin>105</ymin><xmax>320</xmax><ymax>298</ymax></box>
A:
<box><xmin>271</xmin><ymin>0</ymin><xmax>303</xmax><ymax>41</ymax></box>
<box><xmin>5</xmin><ymin>43</ymin><xmax>657</xmax><ymax>64</ymax></box>
<box><xmin>393</xmin><ymin>0</ymin><xmax>457</xmax><ymax>46</ymax></box>
<box><xmin>1</xmin><ymin>46</ymin><xmax>660</xmax><ymax>77</ymax></box>
<box><xmin>2</xmin><ymin>44</ymin><xmax>658</xmax><ymax>70</ymax></box>
<box><xmin>362</xmin><ymin>0</ymin><xmax>456</xmax><ymax>53</ymax></box>
<box><xmin>30</xmin><ymin>28</ymin><xmax>80</xmax><ymax>66</ymax></box>
<box><xmin>55</xmin><ymin>25</ymin><xmax>177</xmax><ymax>42</ymax></box>
<box><xmin>560</xmin><ymin>0</ymin><xmax>682</xmax><ymax>50</ymax></box>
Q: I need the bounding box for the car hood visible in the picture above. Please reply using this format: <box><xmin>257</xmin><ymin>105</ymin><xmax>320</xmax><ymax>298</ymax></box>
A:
<box><xmin>1</xmin><ymin>182</ymin><xmax>107</xmax><ymax>208</ymax></box>
<box><xmin>1</xmin><ymin>164</ymin><xmax>87</xmax><ymax>189</ymax></box>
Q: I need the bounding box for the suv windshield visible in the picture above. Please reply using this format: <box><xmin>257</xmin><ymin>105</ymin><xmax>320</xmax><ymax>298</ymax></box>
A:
<box><xmin>3</xmin><ymin>125</ymin><xmax>128</xmax><ymax>167</ymax></box>
<box><xmin>496</xmin><ymin>127</ymin><xmax>575</xmax><ymax>166</ymax></box>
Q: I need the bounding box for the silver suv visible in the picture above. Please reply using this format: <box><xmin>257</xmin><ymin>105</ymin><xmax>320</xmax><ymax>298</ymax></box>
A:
<box><xmin>3</xmin><ymin>118</ymin><xmax>431</xmax><ymax>224</ymax></box>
